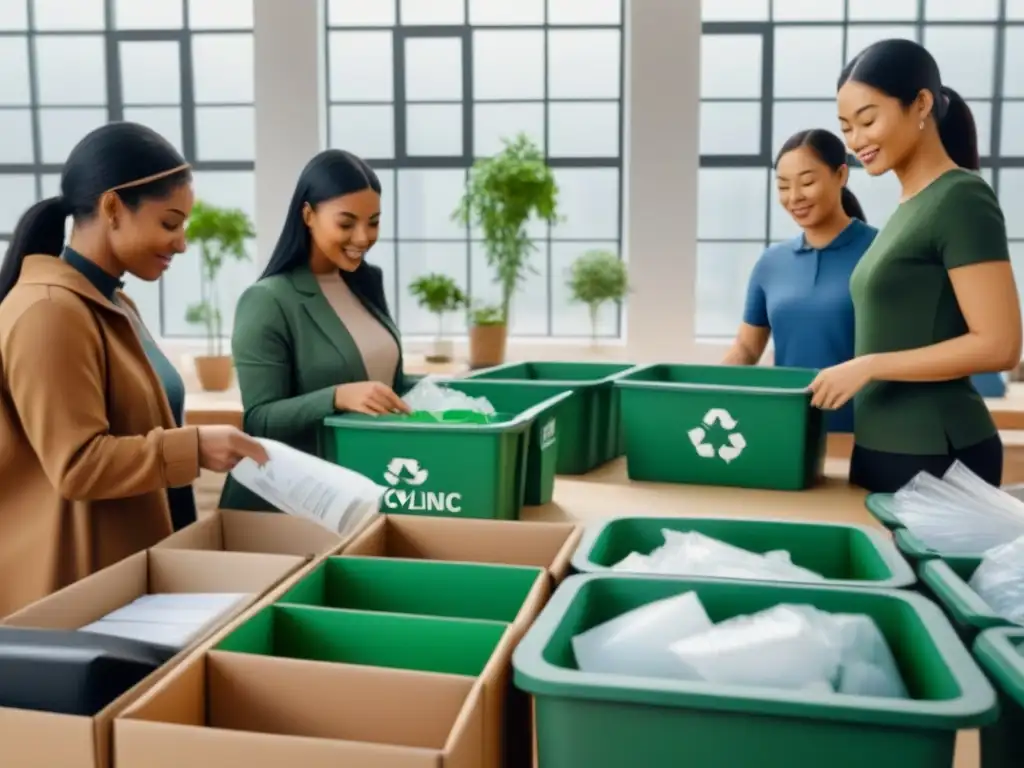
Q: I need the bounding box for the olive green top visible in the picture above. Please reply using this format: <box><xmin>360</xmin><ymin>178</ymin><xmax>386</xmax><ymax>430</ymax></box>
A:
<box><xmin>848</xmin><ymin>170</ymin><xmax>1009</xmax><ymax>455</ymax></box>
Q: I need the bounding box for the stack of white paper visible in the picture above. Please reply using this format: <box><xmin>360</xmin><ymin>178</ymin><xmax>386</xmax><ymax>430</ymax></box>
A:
<box><xmin>78</xmin><ymin>593</ymin><xmax>251</xmax><ymax>650</ymax></box>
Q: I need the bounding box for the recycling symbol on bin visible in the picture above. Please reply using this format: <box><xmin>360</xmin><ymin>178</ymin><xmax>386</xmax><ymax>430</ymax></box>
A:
<box><xmin>384</xmin><ymin>457</ymin><xmax>429</xmax><ymax>486</ymax></box>
<box><xmin>687</xmin><ymin>408</ymin><xmax>746</xmax><ymax>464</ymax></box>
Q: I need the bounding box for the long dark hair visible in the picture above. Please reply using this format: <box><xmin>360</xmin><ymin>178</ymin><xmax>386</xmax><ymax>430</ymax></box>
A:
<box><xmin>774</xmin><ymin>128</ymin><xmax>867</xmax><ymax>223</ymax></box>
<box><xmin>0</xmin><ymin>122</ymin><xmax>191</xmax><ymax>304</ymax></box>
<box><xmin>261</xmin><ymin>149</ymin><xmax>382</xmax><ymax>281</ymax></box>
<box><xmin>839</xmin><ymin>38</ymin><xmax>979</xmax><ymax>171</ymax></box>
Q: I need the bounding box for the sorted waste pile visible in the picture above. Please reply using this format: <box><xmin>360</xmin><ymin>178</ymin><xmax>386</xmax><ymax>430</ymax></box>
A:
<box><xmin>403</xmin><ymin>377</ymin><xmax>496</xmax><ymax>415</ymax></box>
<box><xmin>968</xmin><ymin>534</ymin><xmax>1024</xmax><ymax>626</ymax></box>
<box><xmin>572</xmin><ymin>591</ymin><xmax>908</xmax><ymax>699</ymax></box>
<box><xmin>890</xmin><ymin>461</ymin><xmax>1024</xmax><ymax>554</ymax></box>
<box><xmin>611</xmin><ymin>529</ymin><xmax>825</xmax><ymax>582</ymax></box>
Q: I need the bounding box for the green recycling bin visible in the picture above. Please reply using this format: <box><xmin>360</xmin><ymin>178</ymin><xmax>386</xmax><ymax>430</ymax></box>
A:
<box><xmin>462</xmin><ymin>361</ymin><xmax>641</xmax><ymax>475</ymax></box>
<box><xmin>974</xmin><ymin>628</ymin><xmax>1024</xmax><ymax>768</ymax></box>
<box><xmin>919</xmin><ymin>557</ymin><xmax>1011</xmax><ymax>645</ymax></box>
<box><xmin>865</xmin><ymin>493</ymin><xmax>902</xmax><ymax>529</ymax></box>
<box><xmin>277</xmin><ymin>555</ymin><xmax>544</xmax><ymax>624</ymax></box>
<box><xmin>217</xmin><ymin>603</ymin><xmax>507</xmax><ymax>677</ymax></box>
<box><xmin>513</xmin><ymin>573</ymin><xmax>997</xmax><ymax>768</ymax></box>
<box><xmin>615</xmin><ymin>364</ymin><xmax>826</xmax><ymax>490</ymax></box>
<box><xmin>441</xmin><ymin>382</ymin><xmax>570</xmax><ymax>505</ymax></box>
<box><xmin>571</xmin><ymin>516</ymin><xmax>916</xmax><ymax>588</ymax></box>
<box><xmin>321</xmin><ymin>401</ymin><xmax>551</xmax><ymax>520</ymax></box>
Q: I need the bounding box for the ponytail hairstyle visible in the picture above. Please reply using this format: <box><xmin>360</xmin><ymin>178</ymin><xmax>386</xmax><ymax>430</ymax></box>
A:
<box><xmin>839</xmin><ymin>38</ymin><xmax>979</xmax><ymax>171</ymax></box>
<box><xmin>774</xmin><ymin>128</ymin><xmax>867</xmax><ymax>223</ymax></box>
<box><xmin>0</xmin><ymin>121</ymin><xmax>191</xmax><ymax>304</ymax></box>
<box><xmin>260</xmin><ymin>149</ymin><xmax>387</xmax><ymax>313</ymax></box>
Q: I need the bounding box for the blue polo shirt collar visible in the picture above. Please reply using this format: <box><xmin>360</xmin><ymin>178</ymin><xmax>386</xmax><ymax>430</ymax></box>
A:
<box><xmin>795</xmin><ymin>219</ymin><xmax>864</xmax><ymax>254</ymax></box>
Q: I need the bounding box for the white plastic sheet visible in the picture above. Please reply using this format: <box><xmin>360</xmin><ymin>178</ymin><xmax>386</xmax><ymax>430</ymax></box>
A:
<box><xmin>609</xmin><ymin>529</ymin><xmax>824</xmax><ymax>583</ymax></box>
<box><xmin>969</xmin><ymin>534</ymin><xmax>1024</xmax><ymax>626</ymax></box>
<box><xmin>890</xmin><ymin>462</ymin><xmax>1024</xmax><ymax>554</ymax></box>
<box><xmin>230</xmin><ymin>438</ymin><xmax>383</xmax><ymax>537</ymax></box>
<box><xmin>402</xmin><ymin>377</ymin><xmax>496</xmax><ymax>415</ymax></box>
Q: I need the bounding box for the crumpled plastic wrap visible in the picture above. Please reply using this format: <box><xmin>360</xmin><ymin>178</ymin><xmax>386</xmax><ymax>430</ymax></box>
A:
<box><xmin>609</xmin><ymin>529</ymin><xmax>824</xmax><ymax>583</ymax></box>
<box><xmin>969</xmin><ymin>534</ymin><xmax>1024</xmax><ymax>626</ymax></box>
<box><xmin>889</xmin><ymin>462</ymin><xmax>1024</xmax><ymax>554</ymax></box>
<box><xmin>402</xmin><ymin>377</ymin><xmax>496</xmax><ymax>415</ymax></box>
<box><xmin>571</xmin><ymin>593</ymin><xmax>908</xmax><ymax>699</ymax></box>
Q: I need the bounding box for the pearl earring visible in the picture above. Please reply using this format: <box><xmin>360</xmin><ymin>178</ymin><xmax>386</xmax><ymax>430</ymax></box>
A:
<box><xmin>919</xmin><ymin>120</ymin><xmax>925</xmax><ymax>130</ymax></box>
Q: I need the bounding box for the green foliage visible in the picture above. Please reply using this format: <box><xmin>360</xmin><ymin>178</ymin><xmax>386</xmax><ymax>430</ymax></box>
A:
<box><xmin>184</xmin><ymin>200</ymin><xmax>254</xmax><ymax>356</ymax></box>
<box><xmin>567</xmin><ymin>249</ymin><xmax>630</xmax><ymax>340</ymax></box>
<box><xmin>453</xmin><ymin>133</ymin><xmax>559</xmax><ymax>325</ymax></box>
<box><xmin>469</xmin><ymin>303</ymin><xmax>505</xmax><ymax>327</ymax></box>
<box><xmin>408</xmin><ymin>272</ymin><xmax>468</xmax><ymax>338</ymax></box>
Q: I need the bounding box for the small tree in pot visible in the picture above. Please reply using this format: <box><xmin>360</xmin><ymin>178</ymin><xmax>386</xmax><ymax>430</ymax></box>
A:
<box><xmin>185</xmin><ymin>200</ymin><xmax>254</xmax><ymax>391</ymax></box>
<box><xmin>453</xmin><ymin>133</ymin><xmax>559</xmax><ymax>368</ymax></box>
<box><xmin>567</xmin><ymin>249</ymin><xmax>630</xmax><ymax>344</ymax></box>
<box><xmin>407</xmin><ymin>272</ymin><xmax>468</xmax><ymax>363</ymax></box>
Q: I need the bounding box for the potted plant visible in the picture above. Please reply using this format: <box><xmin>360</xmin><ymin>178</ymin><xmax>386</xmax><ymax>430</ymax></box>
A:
<box><xmin>184</xmin><ymin>199</ymin><xmax>255</xmax><ymax>391</ymax></box>
<box><xmin>407</xmin><ymin>272</ymin><xmax>468</xmax><ymax>363</ymax></box>
<box><xmin>567</xmin><ymin>249</ymin><xmax>630</xmax><ymax>344</ymax></box>
<box><xmin>453</xmin><ymin>133</ymin><xmax>559</xmax><ymax>368</ymax></box>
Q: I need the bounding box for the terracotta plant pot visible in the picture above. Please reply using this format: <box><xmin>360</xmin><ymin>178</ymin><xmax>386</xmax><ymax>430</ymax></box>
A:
<box><xmin>469</xmin><ymin>324</ymin><xmax>507</xmax><ymax>369</ymax></box>
<box><xmin>194</xmin><ymin>355</ymin><xmax>234</xmax><ymax>392</ymax></box>
<box><xmin>426</xmin><ymin>338</ymin><xmax>454</xmax><ymax>364</ymax></box>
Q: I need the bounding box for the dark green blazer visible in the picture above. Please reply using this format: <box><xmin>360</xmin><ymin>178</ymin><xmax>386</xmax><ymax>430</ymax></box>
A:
<box><xmin>218</xmin><ymin>264</ymin><xmax>412</xmax><ymax>512</ymax></box>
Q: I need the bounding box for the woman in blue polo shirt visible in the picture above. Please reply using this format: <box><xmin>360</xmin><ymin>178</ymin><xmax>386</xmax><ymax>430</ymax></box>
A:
<box><xmin>723</xmin><ymin>128</ymin><xmax>876</xmax><ymax>433</ymax></box>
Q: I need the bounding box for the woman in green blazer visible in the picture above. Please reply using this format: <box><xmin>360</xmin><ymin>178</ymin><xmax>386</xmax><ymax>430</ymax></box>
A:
<box><xmin>219</xmin><ymin>150</ymin><xmax>413</xmax><ymax>511</ymax></box>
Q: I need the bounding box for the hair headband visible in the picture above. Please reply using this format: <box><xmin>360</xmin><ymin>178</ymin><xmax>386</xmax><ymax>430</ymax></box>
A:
<box><xmin>55</xmin><ymin>163</ymin><xmax>191</xmax><ymax>215</ymax></box>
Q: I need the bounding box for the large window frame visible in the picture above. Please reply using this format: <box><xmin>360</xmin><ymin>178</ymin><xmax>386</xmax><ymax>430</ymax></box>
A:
<box><xmin>324</xmin><ymin>0</ymin><xmax>627</xmax><ymax>339</ymax></box>
<box><xmin>0</xmin><ymin>0</ymin><xmax>255</xmax><ymax>337</ymax></box>
<box><xmin>697</xmin><ymin>0</ymin><xmax>1024</xmax><ymax>341</ymax></box>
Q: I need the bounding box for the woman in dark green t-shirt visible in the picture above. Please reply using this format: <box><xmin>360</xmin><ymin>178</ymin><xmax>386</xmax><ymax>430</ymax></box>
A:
<box><xmin>808</xmin><ymin>39</ymin><xmax>1022</xmax><ymax>493</ymax></box>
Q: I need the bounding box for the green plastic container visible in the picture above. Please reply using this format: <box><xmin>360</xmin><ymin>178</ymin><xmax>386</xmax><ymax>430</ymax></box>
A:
<box><xmin>513</xmin><ymin>574</ymin><xmax>997</xmax><ymax>768</ymax></box>
<box><xmin>441</xmin><ymin>382</ymin><xmax>570</xmax><ymax>505</ymax></box>
<box><xmin>614</xmin><ymin>364</ymin><xmax>826</xmax><ymax>490</ymax></box>
<box><xmin>322</xmin><ymin>401</ymin><xmax>553</xmax><ymax>520</ymax></box>
<box><xmin>217</xmin><ymin>603</ymin><xmax>507</xmax><ymax>677</ymax></box>
<box><xmin>277</xmin><ymin>555</ymin><xmax>544</xmax><ymax>624</ymax></box>
<box><xmin>461</xmin><ymin>361</ymin><xmax>640</xmax><ymax>475</ymax></box>
<box><xmin>974</xmin><ymin>628</ymin><xmax>1024</xmax><ymax>768</ymax></box>
<box><xmin>919</xmin><ymin>557</ymin><xmax>1010</xmax><ymax>645</ymax></box>
<box><xmin>865</xmin><ymin>493</ymin><xmax>902</xmax><ymax>529</ymax></box>
<box><xmin>572</xmin><ymin>516</ymin><xmax>916</xmax><ymax>588</ymax></box>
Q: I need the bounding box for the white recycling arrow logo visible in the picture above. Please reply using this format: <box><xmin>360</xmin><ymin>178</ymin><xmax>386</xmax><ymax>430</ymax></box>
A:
<box><xmin>687</xmin><ymin>408</ymin><xmax>746</xmax><ymax>464</ymax></box>
<box><xmin>383</xmin><ymin>457</ymin><xmax>429</xmax><ymax>486</ymax></box>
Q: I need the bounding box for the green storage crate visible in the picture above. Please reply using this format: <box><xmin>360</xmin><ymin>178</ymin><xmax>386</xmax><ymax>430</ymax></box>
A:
<box><xmin>217</xmin><ymin>603</ymin><xmax>507</xmax><ymax>677</ymax></box>
<box><xmin>322</xmin><ymin>400</ymin><xmax>553</xmax><ymax>520</ymax></box>
<box><xmin>462</xmin><ymin>361</ymin><xmax>641</xmax><ymax>475</ymax></box>
<box><xmin>614</xmin><ymin>364</ymin><xmax>826</xmax><ymax>491</ymax></box>
<box><xmin>513</xmin><ymin>573</ymin><xmax>997</xmax><ymax>768</ymax></box>
<box><xmin>974</xmin><ymin>628</ymin><xmax>1024</xmax><ymax>768</ymax></box>
<box><xmin>572</xmin><ymin>516</ymin><xmax>916</xmax><ymax>588</ymax></box>
<box><xmin>919</xmin><ymin>557</ymin><xmax>1010</xmax><ymax>645</ymax></box>
<box><xmin>441</xmin><ymin>382</ymin><xmax>570</xmax><ymax>505</ymax></box>
<box><xmin>865</xmin><ymin>493</ymin><xmax>903</xmax><ymax>529</ymax></box>
<box><xmin>277</xmin><ymin>555</ymin><xmax>544</xmax><ymax>623</ymax></box>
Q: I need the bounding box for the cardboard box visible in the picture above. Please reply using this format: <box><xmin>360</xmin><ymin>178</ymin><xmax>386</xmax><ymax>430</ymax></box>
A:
<box><xmin>0</xmin><ymin>548</ymin><xmax>306</xmax><ymax>768</ymax></box>
<box><xmin>116</xmin><ymin>650</ymin><xmax>485</xmax><ymax>767</ymax></box>
<box><xmin>154</xmin><ymin>509</ymin><xmax>351</xmax><ymax>557</ymax></box>
<box><xmin>342</xmin><ymin>514</ymin><xmax>582</xmax><ymax>584</ymax></box>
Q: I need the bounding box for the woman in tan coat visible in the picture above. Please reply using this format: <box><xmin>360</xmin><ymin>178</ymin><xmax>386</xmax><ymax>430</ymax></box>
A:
<box><xmin>0</xmin><ymin>122</ymin><xmax>267</xmax><ymax>616</ymax></box>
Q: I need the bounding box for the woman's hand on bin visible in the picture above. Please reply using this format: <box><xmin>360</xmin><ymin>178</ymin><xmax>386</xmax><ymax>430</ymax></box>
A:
<box><xmin>197</xmin><ymin>426</ymin><xmax>270</xmax><ymax>472</ymax></box>
<box><xmin>334</xmin><ymin>381</ymin><xmax>411</xmax><ymax>415</ymax></box>
<box><xmin>809</xmin><ymin>355</ymin><xmax>878</xmax><ymax>411</ymax></box>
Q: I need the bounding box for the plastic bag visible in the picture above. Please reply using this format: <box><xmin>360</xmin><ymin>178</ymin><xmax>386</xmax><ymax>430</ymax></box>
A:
<box><xmin>402</xmin><ymin>377</ymin><xmax>496</xmax><ymax>415</ymax></box>
<box><xmin>230</xmin><ymin>438</ymin><xmax>383</xmax><ymax>536</ymax></box>
<box><xmin>969</xmin><ymin>534</ymin><xmax>1024</xmax><ymax>626</ymax></box>
<box><xmin>890</xmin><ymin>464</ymin><xmax>1024</xmax><ymax>554</ymax></box>
<box><xmin>668</xmin><ymin>604</ymin><xmax>843</xmax><ymax>691</ymax></box>
<box><xmin>571</xmin><ymin>591</ymin><xmax>713</xmax><ymax>679</ymax></box>
<box><xmin>610</xmin><ymin>530</ymin><xmax>824</xmax><ymax>583</ymax></box>
<box><xmin>827</xmin><ymin>613</ymin><xmax>908</xmax><ymax>698</ymax></box>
